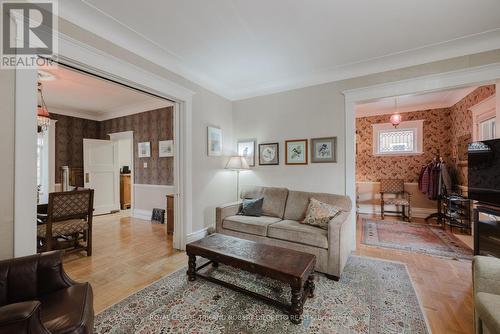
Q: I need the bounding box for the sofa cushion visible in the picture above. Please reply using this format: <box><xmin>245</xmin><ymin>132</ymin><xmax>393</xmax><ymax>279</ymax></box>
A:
<box><xmin>241</xmin><ymin>186</ymin><xmax>289</xmax><ymax>218</ymax></box>
<box><xmin>268</xmin><ymin>220</ymin><xmax>328</xmax><ymax>249</ymax></box>
<box><xmin>476</xmin><ymin>292</ymin><xmax>500</xmax><ymax>334</ymax></box>
<box><xmin>284</xmin><ymin>190</ymin><xmax>351</xmax><ymax>221</ymax></box>
<box><xmin>223</xmin><ymin>215</ymin><xmax>282</xmax><ymax>237</ymax></box>
<box><xmin>238</xmin><ymin>197</ymin><xmax>264</xmax><ymax>216</ymax></box>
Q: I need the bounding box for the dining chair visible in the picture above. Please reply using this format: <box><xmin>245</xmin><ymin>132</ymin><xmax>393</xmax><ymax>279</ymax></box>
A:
<box><xmin>37</xmin><ymin>189</ymin><xmax>94</xmax><ymax>256</ymax></box>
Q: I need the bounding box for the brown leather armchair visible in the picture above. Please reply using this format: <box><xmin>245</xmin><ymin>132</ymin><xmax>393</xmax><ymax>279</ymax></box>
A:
<box><xmin>0</xmin><ymin>251</ymin><xmax>94</xmax><ymax>334</ymax></box>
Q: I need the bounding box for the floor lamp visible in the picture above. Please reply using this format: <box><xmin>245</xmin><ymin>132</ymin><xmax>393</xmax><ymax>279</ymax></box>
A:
<box><xmin>225</xmin><ymin>156</ymin><xmax>250</xmax><ymax>201</ymax></box>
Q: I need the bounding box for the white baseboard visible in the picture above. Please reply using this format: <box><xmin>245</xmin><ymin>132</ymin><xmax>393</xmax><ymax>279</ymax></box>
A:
<box><xmin>186</xmin><ymin>227</ymin><xmax>209</xmax><ymax>244</ymax></box>
<box><xmin>132</xmin><ymin>209</ymin><xmax>152</xmax><ymax>221</ymax></box>
<box><xmin>357</xmin><ymin>204</ymin><xmax>436</xmax><ymax>219</ymax></box>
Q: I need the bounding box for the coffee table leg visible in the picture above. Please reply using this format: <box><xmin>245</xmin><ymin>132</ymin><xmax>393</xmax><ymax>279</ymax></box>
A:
<box><xmin>289</xmin><ymin>286</ymin><xmax>303</xmax><ymax>324</ymax></box>
<box><xmin>187</xmin><ymin>255</ymin><xmax>196</xmax><ymax>281</ymax></box>
<box><xmin>306</xmin><ymin>274</ymin><xmax>315</xmax><ymax>298</ymax></box>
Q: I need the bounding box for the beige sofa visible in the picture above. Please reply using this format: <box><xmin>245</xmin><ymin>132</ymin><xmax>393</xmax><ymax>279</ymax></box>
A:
<box><xmin>473</xmin><ymin>256</ymin><xmax>500</xmax><ymax>334</ymax></box>
<box><xmin>216</xmin><ymin>186</ymin><xmax>353</xmax><ymax>279</ymax></box>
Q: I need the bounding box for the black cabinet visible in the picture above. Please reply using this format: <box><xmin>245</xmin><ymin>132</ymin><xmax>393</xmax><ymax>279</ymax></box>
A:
<box><xmin>474</xmin><ymin>206</ymin><xmax>500</xmax><ymax>257</ymax></box>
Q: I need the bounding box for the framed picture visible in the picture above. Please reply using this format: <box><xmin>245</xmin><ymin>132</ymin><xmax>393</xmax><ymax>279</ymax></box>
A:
<box><xmin>207</xmin><ymin>126</ymin><xmax>223</xmax><ymax>156</ymax></box>
<box><xmin>138</xmin><ymin>142</ymin><xmax>151</xmax><ymax>158</ymax></box>
<box><xmin>311</xmin><ymin>137</ymin><xmax>337</xmax><ymax>163</ymax></box>
<box><xmin>285</xmin><ymin>139</ymin><xmax>308</xmax><ymax>165</ymax></box>
<box><xmin>159</xmin><ymin>140</ymin><xmax>174</xmax><ymax>157</ymax></box>
<box><xmin>237</xmin><ymin>139</ymin><xmax>256</xmax><ymax>167</ymax></box>
<box><xmin>259</xmin><ymin>143</ymin><xmax>279</xmax><ymax>165</ymax></box>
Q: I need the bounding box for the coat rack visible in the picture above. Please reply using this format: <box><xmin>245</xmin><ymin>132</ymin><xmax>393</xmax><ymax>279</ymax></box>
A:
<box><xmin>424</xmin><ymin>151</ymin><xmax>446</xmax><ymax>223</ymax></box>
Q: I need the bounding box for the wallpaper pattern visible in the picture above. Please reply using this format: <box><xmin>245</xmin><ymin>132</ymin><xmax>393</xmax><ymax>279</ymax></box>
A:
<box><xmin>356</xmin><ymin>108</ymin><xmax>452</xmax><ymax>182</ymax></box>
<box><xmin>100</xmin><ymin>107</ymin><xmax>174</xmax><ymax>185</ymax></box>
<box><xmin>50</xmin><ymin>113</ymin><xmax>101</xmax><ymax>183</ymax></box>
<box><xmin>356</xmin><ymin>85</ymin><xmax>495</xmax><ymax>186</ymax></box>
<box><xmin>449</xmin><ymin>85</ymin><xmax>495</xmax><ymax>185</ymax></box>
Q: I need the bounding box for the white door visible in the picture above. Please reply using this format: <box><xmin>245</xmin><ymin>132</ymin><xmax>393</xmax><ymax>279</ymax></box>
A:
<box><xmin>83</xmin><ymin>139</ymin><xmax>120</xmax><ymax>215</ymax></box>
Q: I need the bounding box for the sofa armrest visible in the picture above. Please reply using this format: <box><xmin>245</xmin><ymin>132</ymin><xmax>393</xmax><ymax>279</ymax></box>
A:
<box><xmin>0</xmin><ymin>301</ymin><xmax>49</xmax><ymax>334</ymax></box>
<box><xmin>474</xmin><ymin>256</ymin><xmax>500</xmax><ymax>296</ymax></box>
<box><xmin>215</xmin><ymin>202</ymin><xmax>241</xmax><ymax>232</ymax></box>
<box><xmin>327</xmin><ymin>211</ymin><xmax>354</xmax><ymax>278</ymax></box>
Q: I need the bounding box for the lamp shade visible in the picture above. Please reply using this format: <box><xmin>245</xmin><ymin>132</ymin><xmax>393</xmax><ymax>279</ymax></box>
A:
<box><xmin>225</xmin><ymin>156</ymin><xmax>249</xmax><ymax>170</ymax></box>
<box><xmin>390</xmin><ymin>112</ymin><xmax>402</xmax><ymax>127</ymax></box>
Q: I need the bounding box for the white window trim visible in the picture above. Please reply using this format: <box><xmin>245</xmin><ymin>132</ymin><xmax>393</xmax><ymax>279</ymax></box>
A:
<box><xmin>470</xmin><ymin>94</ymin><xmax>496</xmax><ymax>141</ymax></box>
<box><xmin>372</xmin><ymin>120</ymin><xmax>424</xmax><ymax>156</ymax></box>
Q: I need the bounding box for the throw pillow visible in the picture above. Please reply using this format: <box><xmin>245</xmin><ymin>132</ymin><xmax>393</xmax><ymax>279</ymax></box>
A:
<box><xmin>238</xmin><ymin>197</ymin><xmax>264</xmax><ymax>217</ymax></box>
<box><xmin>302</xmin><ymin>198</ymin><xmax>340</xmax><ymax>229</ymax></box>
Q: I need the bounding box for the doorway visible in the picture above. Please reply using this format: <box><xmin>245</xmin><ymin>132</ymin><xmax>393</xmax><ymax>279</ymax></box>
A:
<box><xmin>343</xmin><ymin>65</ymin><xmax>500</xmax><ymax>253</ymax></box>
<box><xmin>353</xmin><ymin>85</ymin><xmax>495</xmax><ymax>258</ymax></box>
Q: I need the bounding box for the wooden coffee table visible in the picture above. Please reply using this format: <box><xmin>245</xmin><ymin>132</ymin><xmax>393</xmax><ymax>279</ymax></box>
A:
<box><xmin>186</xmin><ymin>233</ymin><xmax>316</xmax><ymax>324</ymax></box>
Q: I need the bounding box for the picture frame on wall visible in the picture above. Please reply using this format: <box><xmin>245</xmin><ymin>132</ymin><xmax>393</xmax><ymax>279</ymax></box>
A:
<box><xmin>259</xmin><ymin>143</ymin><xmax>279</xmax><ymax>165</ymax></box>
<box><xmin>159</xmin><ymin>140</ymin><xmax>174</xmax><ymax>157</ymax></box>
<box><xmin>237</xmin><ymin>139</ymin><xmax>256</xmax><ymax>167</ymax></box>
<box><xmin>207</xmin><ymin>126</ymin><xmax>223</xmax><ymax>156</ymax></box>
<box><xmin>285</xmin><ymin>139</ymin><xmax>308</xmax><ymax>165</ymax></box>
<box><xmin>138</xmin><ymin>141</ymin><xmax>151</xmax><ymax>158</ymax></box>
<box><xmin>311</xmin><ymin>137</ymin><xmax>337</xmax><ymax>163</ymax></box>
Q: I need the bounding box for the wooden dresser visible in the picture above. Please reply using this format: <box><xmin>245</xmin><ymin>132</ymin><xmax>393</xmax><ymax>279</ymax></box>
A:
<box><xmin>166</xmin><ymin>194</ymin><xmax>174</xmax><ymax>235</ymax></box>
<box><xmin>120</xmin><ymin>174</ymin><xmax>131</xmax><ymax>209</ymax></box>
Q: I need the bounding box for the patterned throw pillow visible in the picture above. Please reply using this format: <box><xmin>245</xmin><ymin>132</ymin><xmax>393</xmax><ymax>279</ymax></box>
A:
<box><xmin>302</xmin><ymin>198</ymin><xmax>340</xmax><ymax>229</ymax></box>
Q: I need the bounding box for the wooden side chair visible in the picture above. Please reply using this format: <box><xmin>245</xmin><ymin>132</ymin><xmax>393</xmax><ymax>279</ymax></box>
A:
<box><xmin>37</xmin><ymin>189</ymin><xmax>94</xmax><ymax>256</ymax></box>
<box><xmin>380</xmin><ymin>179</ymin><xmax>412</xmax><ymax>222</ymax></box>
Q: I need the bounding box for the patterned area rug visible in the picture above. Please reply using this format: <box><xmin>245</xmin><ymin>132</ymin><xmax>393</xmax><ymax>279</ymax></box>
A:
<box><xmin>95</xmin><ymin>256</ymin><xmax>429</xmax><ymax>333</ymax></box>
<box><xmin>361</xmin><ymin>219</ymin><xmax>473</xmax><ymax>260</ymax></box>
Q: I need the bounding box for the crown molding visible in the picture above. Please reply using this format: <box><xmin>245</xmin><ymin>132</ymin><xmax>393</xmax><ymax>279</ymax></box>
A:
<box><xmin>97</xmin><ymin>99</ymin><xmax>173</xmax><ymax>121</ymax></box>
<box><xmin>355</xmin><ymin>86</ymin><xmax>477</xmax><ymax>118</ymax></box>
<box><xmin>48</xmin><ymin>106</ymin><xmax>101</xmax><ymax>121</ymax></box>
<box><xmin>59</xmin><ymin>1</ymin><xmax>231</xmax><ymax>100</ymax></box>
<box><xmin>48</xmin><ymin>99</ymin><xmax>173</xmax><ymax>122</ymax></box>
<box><xmin>59</xmin><ymin>2</ymin><xmax>500</xmax><ymax>101</ymax></box>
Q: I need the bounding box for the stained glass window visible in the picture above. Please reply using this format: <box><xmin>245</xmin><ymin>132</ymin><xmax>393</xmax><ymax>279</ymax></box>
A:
<box><xmin>378</xmin><ymin>129</ymin><xmax>415</xmax><ymax>153</ymax></box>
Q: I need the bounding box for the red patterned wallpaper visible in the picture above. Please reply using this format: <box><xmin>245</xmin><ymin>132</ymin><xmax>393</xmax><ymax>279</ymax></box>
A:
<box><xmin>449</xmin><ymin>85</ymin><xmax>495</xmax><ymax>186</ymax></box>
<box><xmin>356</xmin><ymin>85</ymin><xmax>495</xmax><ymax>186</ymax></box>
<box><xmin>356</xmin><ymin>108</ymin><xmax>452</xmax><ymax>182</ymax></box>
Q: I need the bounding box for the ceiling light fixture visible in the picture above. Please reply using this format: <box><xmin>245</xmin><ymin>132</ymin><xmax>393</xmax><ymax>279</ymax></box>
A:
<box><xmin>390</xmin><ymin>96</ymin><xmax>402</xmax><ymax>128</ymax></box>
<box><xmin>37</xmin><ymin>82</ymin><xmax>50</xmax><ymax>133</ymax></box>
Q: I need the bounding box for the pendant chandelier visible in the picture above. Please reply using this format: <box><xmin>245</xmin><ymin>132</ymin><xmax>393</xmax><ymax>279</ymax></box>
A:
<box><xmin>390</xmin><ymin>96</ymin><xmax>402</xmax><ymax>128</ymax></box>
<box><xmin>37</xmin><ymin>82</ymin><xmax>50</xmax><ymax>133</ymax></box>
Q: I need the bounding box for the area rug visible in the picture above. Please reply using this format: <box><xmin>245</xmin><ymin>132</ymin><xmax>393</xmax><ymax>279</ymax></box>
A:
<box><xmin>94</xmin><ymin>256</ymin><xmax>429</xmax><ymax>334</ymax></box>
<box><xmin>361</xmin><ymin>219</ymin><xmax>473</xmax><ymax>260</ymax></box>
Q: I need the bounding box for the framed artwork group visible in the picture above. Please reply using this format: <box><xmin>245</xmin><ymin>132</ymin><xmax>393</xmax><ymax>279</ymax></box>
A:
<box><xmin>206</xmin><ymin>126</ymin><xmax>337</xmax><ymax>166</ymax></box>
<box><xmin>235</xmin><ymin>137</ymin><xmax>336</xmax><ymax>166</ymax></box>
<box><xmin>138</xmin><ymin>140</ymin><xmax>174</xmax><ymax>158</ymax></box>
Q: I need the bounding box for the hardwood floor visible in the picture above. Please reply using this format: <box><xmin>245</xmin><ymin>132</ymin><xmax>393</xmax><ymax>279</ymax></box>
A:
<box><xmin>356</xmin><ymin>214</ymin><xmax>473</xmax><ymax>334</ymax></box>
<box><xmin>64</xmin><ymin>212</ymin><xmax>473</xmax><ymax>333</ymax></box>
<box><xmin>64</xmin><ymin>212</ymin><xmax>187</xmax><ymax>313</ymax></box>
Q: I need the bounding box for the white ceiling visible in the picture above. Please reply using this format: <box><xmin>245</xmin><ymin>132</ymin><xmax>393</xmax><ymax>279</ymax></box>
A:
<box><xmin>355</xmin><ymin>86</ymin><xmax>478</xmax><ymax>117</ymax></box>
<box><xmin>39</xmin><ymin>66</ymin><xmax>173</xmax><ymax>121</ymax></box>
<box><xmin>60</xmin><ymin>0</ymin><xmax>500</xmax><ymax>100</ymax></box>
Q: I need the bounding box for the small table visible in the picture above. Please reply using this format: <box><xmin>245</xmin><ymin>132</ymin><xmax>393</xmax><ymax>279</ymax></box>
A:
<box><xmin>186</xmin><ymin>233</ymin><xmax>316</xmax><ymax>324</ymax></box>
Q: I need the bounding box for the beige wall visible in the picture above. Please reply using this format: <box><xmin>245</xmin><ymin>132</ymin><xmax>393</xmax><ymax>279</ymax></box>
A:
<box><xmin>57</xmin><ymin>19</ymin><xmax>235</xmax><ymax>233</ymax></box>
<box><xmin>0</xmin><ymin>69</ymin><xmax>15</xmax><ymax>259</ymax></box>
<box><xmin>233</xmin><ymin>50</ymin><xmax>500</xmax><ymax>198</ymax></box>
<box><xmin>3</xmin><ymin>16</ymin><xmax>500</xmax><ymax>249</ymax></box>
